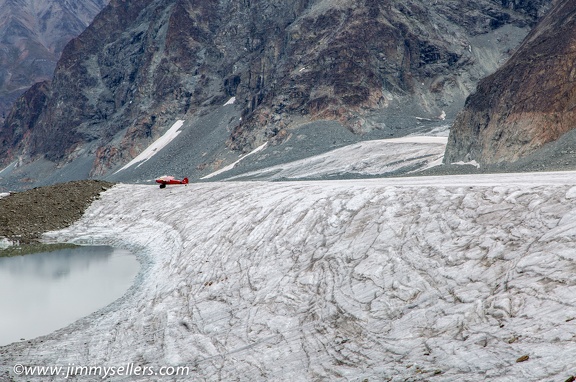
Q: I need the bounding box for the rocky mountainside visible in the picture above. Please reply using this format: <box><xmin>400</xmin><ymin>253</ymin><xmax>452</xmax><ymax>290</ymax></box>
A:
<box><xmin>0</xmin><ymin>0</ymin><xmax>108</xmax><ymax>122</ymax></box>
<box><xmin>445</xmin><ymin>0</ymin><xmax>576</xmax><ymax>167</ymax></box>
<box><xmin>0</xmin><ymin>0</ymin><xmax>552</xmax><ymax>188</ymax></box>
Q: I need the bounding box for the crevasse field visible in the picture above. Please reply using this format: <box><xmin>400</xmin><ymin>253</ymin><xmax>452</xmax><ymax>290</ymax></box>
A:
<box><xmin>3</xmin><ymin>170</ymin><xmax>576</xmax><ymax>381</ymax></box>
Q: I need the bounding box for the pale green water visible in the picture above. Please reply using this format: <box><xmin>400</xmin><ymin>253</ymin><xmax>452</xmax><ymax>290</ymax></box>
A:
<box><xmin>0</xmin><ymin>246</ymin><xmax>139</xmax><ymax>346</ymax></box>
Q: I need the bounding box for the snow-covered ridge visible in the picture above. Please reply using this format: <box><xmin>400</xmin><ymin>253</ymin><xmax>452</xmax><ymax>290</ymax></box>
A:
<box><xmin>3</xmin><ymin>174</ymin><xmax>576</xmax><ymax>381</ymax></box>
<box><xmin>115</xmin><ymin>120</ymin><xmax>185</xmax><ymax>173</ymax></box>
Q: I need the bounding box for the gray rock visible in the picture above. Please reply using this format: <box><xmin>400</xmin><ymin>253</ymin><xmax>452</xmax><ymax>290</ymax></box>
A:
<box><xmin>0</xmin><ymin>0</ymin><xmax>552</xmax><ymax>189</ymax></box>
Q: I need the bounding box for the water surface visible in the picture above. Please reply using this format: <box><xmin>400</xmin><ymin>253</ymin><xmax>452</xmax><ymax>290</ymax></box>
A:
<box><xmin>0</xmin><ymin>246</ymin><xmax>139</xmax><ymax>346</ymax></box>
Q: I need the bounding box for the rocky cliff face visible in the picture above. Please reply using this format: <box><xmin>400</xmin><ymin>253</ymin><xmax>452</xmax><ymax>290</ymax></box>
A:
<box><xmin>0</xmin><ymin>0</ymin><xmax>108</xmax><ymax>122</ymax></box>
<box><xmin>227</xmin><ymin>0</ymin><xmax>552</xmax><ymax>150</ymax></box>
<box><xmin>445</xmin><ymin>0</ymin><xmax>576</xmax><ymax>166</ymax></box>
<box><xmin>0</xmin><ymin>0</ymin><xmax>551</xmax><ymax>181</ymax></box>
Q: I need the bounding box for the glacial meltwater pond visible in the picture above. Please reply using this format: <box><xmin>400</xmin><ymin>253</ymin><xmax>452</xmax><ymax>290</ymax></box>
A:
<box><xmin>0</xmin><ymin>246</ymin><xmax>139</xmax><ymax>346</ymax></box>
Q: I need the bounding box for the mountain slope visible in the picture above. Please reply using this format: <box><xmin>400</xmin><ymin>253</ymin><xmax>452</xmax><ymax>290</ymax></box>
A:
<box><xmin>0</xmin><ymin>0</ymin><xmax>108</xmax><ymax>121</ymax></box>
<box><xmin>444</xmin><ymin>0</ymin><xmax>576</xmax><ymax>167</ymax></box>
<box><xmin>0</xmin><ymin>0</ymin><xmax>551</xmax><ymax>189</ymax></box>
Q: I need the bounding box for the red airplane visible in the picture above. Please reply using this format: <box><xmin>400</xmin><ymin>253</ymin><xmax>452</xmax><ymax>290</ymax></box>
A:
<box><xmin>155</xmin><ymin>176</ymin><xmax>189</xmax><ymax>188</ymax></box>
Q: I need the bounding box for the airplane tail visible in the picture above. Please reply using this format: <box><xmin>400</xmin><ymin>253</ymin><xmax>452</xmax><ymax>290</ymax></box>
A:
<box><xmin>183</xmin><ymin>177</ymin><xmax>189</xmax><ymax>184</ymax></box>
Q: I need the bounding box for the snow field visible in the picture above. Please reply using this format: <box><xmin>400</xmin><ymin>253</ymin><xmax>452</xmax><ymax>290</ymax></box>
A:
<box><xmin>223</xmin><ymin>137</ymin><xmax>447</xmax><ymax>181</ymax></box>
<box><xmin>115</xmin><ymin>120</ymin><xmax>186</xmax><ymax>174</ymax></box>
<box><xmin>3</xmin><ymin>177</ymin><xmax>576</xmax><ymax>381</ymax></box>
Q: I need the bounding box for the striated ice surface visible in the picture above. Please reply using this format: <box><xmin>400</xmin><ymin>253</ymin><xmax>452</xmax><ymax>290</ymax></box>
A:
<box><xmin>3</xmin><ymin>173</ymin><xmax>576</xmax><ymax>381</ymax></box>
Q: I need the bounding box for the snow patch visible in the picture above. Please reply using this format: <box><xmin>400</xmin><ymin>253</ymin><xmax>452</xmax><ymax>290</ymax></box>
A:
<box><xmin>223</xmin><ymin>97</ymin><xmax>236</xmax><ymax>106</ymax></box>
<box><xmin>0</xmin><ymin>161</ymin><xmax>17</xmax><ymax>176</ymax></box>
<box><xmin>452</xmin><ymin>160</ymin><xmax>481</xmax><ymax>169</ymax></box>
<box><xmin>201</xmin><ymin>142</ymin><xmax>268</xmax><ymax>179</ymax></box>
<box><xmin>115</xmin><ymin>120</ymin><xmax>185</xmax><ymax>173</ymax></box>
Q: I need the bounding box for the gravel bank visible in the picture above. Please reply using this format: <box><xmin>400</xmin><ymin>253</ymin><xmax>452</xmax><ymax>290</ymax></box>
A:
<box><xmin>0</xmin><ymin>180</ymin><xmax>114</xmax><ymax>245</ymax></box>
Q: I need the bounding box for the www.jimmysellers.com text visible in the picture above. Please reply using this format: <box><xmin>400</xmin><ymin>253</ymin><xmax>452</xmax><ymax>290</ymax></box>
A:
<box><xmin>13</xmin><ymin>363</ymin><xmax>190</xmax><ymax>379</ymax></box>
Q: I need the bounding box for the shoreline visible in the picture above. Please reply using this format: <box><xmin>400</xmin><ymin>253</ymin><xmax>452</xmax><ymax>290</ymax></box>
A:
<box><xmin>0</xmin><ymin>180</ymin><xmax>114</xmax><ymax>254</ymax></box>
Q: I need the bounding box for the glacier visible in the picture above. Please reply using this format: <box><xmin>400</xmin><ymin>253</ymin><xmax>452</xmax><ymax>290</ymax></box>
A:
<box><xmin>2</xmin><ymin>172</ymin><xmax>576</xmax><ymax>381</ymax></box>
<box><xmin>220</xmin><ymin>137</ymin><xmax>447</xmax><ymax>181</ymax></box>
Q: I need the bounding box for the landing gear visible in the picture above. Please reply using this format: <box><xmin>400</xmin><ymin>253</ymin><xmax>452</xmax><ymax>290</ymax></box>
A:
<box><xmin>159</xmin><ymin>183</ymin><xmax>166</xmax><ymax>189</ymax></box>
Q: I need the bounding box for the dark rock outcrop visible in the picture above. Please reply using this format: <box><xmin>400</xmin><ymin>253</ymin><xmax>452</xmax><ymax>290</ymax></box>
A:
<box><xmin>0</xmin><ymin>0</ymin><xmax>108</xmax><ymax>122</ymax></box>
<box><xmin>445</xmin><ymin>0</ymin><xmax>576</xmax><ymax>166</ymax></box>
<box><xmin>0</xmin><ymin>0</ymin><xmax>552</xmax><ymax>181</ymax></box>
